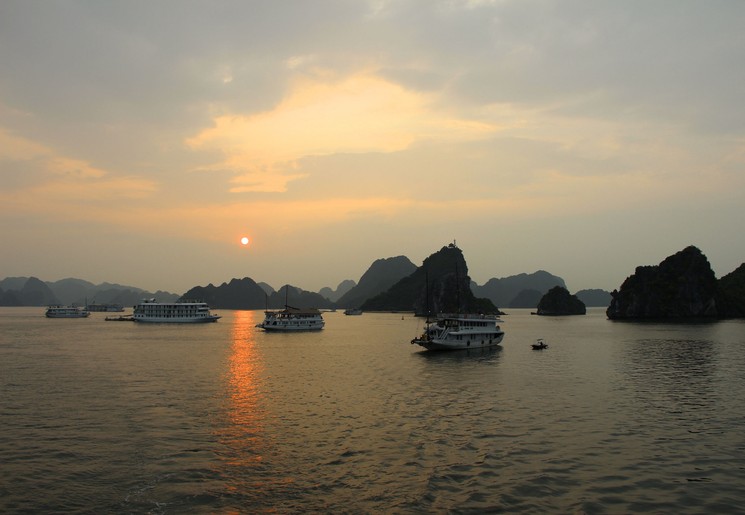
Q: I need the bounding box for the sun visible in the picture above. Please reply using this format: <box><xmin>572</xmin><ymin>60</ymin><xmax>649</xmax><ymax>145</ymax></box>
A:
<box><xmin>240</xmin><ymin>237</ymin><xmax>249</xmax><ymax>245</ymax></box>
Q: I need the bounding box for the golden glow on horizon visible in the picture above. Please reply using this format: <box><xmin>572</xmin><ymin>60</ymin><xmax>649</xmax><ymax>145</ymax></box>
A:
<box><xmin>1</xmin><ymin>74</ymin><xmax>739</xmax><ymax>254</ymax></box>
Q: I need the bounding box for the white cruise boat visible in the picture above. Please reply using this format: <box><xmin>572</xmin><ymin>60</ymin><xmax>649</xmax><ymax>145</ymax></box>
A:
<box><xmin>46</xmin><ymin>305</ymin><xmax>90</xmax><ymax>318</ymax></box>
<box><xmin>411</xmin><ymin>313</ymin><xmax>504</xmax><ymax>350</ymax></box>
<box><xmin>132</xmin><ymin>299</ymin><xmax>221</xmax><ymax>323</ymax></box>
<box><xmin>256</xmin><ymin>305</ymin><xmax>325</xmax><ymax>331</ymax></box>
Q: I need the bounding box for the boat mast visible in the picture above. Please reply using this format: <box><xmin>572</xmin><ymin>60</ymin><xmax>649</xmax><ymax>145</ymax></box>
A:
<box><xmin>425</xmin><ymin>268</ymin><xmax>430</xmax><ymax>320</ymax></box>
<box><xmin>455</xmin><ymin>260</ymin><xmax>461</xmax><ymax>314</ymax></box>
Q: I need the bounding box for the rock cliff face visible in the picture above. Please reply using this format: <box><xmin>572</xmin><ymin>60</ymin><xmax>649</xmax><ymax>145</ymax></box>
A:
<box><xmin>536</xmin><ymin>286</ymin><xmax>586</xmax><ymax>315</ymax></box>
<box><xmin>607</xmin><ymin>246</ymin><xmax>719</xmax><ymax>319</ymax></box>
<box><xmin>336</xmin><ymin>256</ymin><xmax>416</xmax><ymax>309</ymax></box>
<box><xmin>716</xmin><ymin>263</ymin><xmax>745</xmax><ymax>318</ymax></box>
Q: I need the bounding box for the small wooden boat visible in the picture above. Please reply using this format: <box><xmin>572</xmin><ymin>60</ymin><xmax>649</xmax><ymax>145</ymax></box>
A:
<box><xmin>531</xmin><ymin>338</ymin><xmax>548</xmax><ymax>350</ymax></box>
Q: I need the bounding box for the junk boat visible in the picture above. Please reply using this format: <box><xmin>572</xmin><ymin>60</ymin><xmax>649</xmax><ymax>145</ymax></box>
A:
<box><xmin>132</xmin><ymin>299</ymin><xmax>220</xmax><ymax>323</ymax></box>
<box><xmin>411</xmin><ymin>313</ymin><xmax>504</xmax><ymax>351</ymax></box>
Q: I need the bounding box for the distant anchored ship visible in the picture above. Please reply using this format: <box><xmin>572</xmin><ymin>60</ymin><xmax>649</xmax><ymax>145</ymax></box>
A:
<box><xmin>86</xmin><ymin>302</ymin><xmax>125</xmax><ymax>312</ymax></box>
<box><xmin>132</xmin><ymin>299</ymin><xmax>221</xmax><ymax>323</ymax></box>
<box><xmin>45</xmin><ymin>305</ymin><xmax>90</xmax><ymax>318</ymax></box>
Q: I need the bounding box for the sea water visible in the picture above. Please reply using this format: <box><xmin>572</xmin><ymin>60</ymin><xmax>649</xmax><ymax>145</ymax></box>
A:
<box><xmin>1</xmin><ymin>307</ymin><xmax>745</xmax><ymax>513</ymax></box>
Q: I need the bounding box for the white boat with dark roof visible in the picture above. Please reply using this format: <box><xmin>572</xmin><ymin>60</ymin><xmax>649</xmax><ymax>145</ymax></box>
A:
<box><xmin>256</xmin><ymin>305</ymin><xmax>325</xmax><ymax>331</ymax></box>
<box><xmin>411</xmin><ymin>313</ymin><xmax>504</xmax><ymax>351</ymax></box>
<box><xmin>46</xmin><ymin>305</ymin><xmax>90</xmax><ymax>318</ymax></box>
<box><xmin>132</xmin><ymin>299</ymin><xmax>221</xmax><ymax>323</ymax></box>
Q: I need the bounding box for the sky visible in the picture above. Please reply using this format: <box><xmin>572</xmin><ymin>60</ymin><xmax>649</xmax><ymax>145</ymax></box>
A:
<box><xmin>1</xmin><ymin>0</ymin><xmax>745</xmax><ymax>296</ymax></box>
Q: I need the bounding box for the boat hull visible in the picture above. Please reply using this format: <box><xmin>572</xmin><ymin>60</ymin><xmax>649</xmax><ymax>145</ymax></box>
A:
<box><xmin>259</xmin><ymin>325</ymin><xmax>324</xmax><ymax>331</ymax></box>
<box><xmin>133</xmin><ymin>316</ymin><xmax>220</xmax><ymax>323</ymax></box>
<box><xmin>413</xmin><ymin>332</ymin><xmax>504</xmax><ymax>351</ymax></box>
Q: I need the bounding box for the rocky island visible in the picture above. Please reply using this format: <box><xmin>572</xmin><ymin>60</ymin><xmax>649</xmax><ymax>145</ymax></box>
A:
<box><xmin>535</xmin><ymin>286</ymin><xmax>586</xmax><ymax>315</ymax></box>
<box><xmin>607</xmin><ymin>245</ymin><xmax>745</xmax><ymax>319</ymax></box>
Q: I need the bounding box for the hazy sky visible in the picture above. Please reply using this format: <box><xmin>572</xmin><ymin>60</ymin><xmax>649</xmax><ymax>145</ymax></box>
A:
<box><xmin>2</xmin><ymin>1</ymin><xmax>744</xmax><ymax>295</ymax></box>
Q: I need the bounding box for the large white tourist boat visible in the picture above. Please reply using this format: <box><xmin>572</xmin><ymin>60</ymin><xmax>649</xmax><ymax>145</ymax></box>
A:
<box><xmin>45</xmin><ymin>305</ymin><xmax>90</xmax><ymax>318</ymax></box>
<box><xmin>256</xmin><ymin>305</ymin><xmax>325</xmax><ymax>331</ymax></box>
<box><xmin>132</xmin><ymin>299</ymin><xmax>221</xmax><ymax>323</ymax></box>
<box><xmin>411</xmin><ymin>313</ymin><xmax>504</xmax><ymax>350</ymax></box>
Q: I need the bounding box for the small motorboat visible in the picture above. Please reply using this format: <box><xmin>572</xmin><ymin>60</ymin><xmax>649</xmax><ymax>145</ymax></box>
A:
<box><xmin>531</xmin><ymin>338</ymin><xmax>548</xmax><ymax>350</ymax></box>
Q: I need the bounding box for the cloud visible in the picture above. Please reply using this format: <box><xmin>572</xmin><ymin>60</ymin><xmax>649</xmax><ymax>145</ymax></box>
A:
<box><xmin>0</xmin><ymin>128</ymin><xmax>157</xmax><ymax>213</ymax></box>
<box><xmin>186</xmin><ymin>70</ymin><xmax>498</xmax><ymax>192</ymax></box>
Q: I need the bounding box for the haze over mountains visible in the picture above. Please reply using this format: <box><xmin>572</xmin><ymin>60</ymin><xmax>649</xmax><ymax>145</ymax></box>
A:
<box><xmin>1</xmin><ymin>244</ymin><xmax>611</xmax><ymax>310</ymax></box>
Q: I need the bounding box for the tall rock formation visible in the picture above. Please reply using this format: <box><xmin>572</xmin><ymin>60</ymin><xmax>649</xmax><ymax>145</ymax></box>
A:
<box><xmin>336</xmin><ymin>256</ymin><xmax>416</xmax><ymax>309</ymax></box>
<box><xmin>361</xmin><ymin>243</ymin><xmax>499</xmax><ymax>314</ymax></box>
<box><xmin>607</xmin><ymin>246</ymin><xmax>719</xmax><ymax>319</ymax></box>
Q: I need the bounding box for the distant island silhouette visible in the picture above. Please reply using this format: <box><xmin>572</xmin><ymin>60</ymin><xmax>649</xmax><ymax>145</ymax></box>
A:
<box><xmin>8</xmin><ymin>243</ymin><xmax>743</xmax><ymax>317</ymax></box>
<box><xmin>1</xmin><ymin>244</ymin><xmax>608</xmax><ymax>311</ymax></box>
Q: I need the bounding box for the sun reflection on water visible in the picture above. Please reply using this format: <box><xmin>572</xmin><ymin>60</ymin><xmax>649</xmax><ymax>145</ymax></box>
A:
<box><xmin>218</xmin><ymin>310</ymin><xmax>268</xmax><ymax>470</ymax></box>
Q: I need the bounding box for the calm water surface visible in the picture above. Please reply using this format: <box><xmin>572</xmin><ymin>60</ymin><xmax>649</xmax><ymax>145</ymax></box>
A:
<box><xmin>1</xmin><ymin>307</ymin><xmax>745</xmax><ymax>513</ymax></box>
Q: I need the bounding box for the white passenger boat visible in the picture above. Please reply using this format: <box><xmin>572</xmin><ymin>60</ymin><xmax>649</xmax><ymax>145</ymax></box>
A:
<box><xmin>132</xmin><ymin>299</ymin><xmax>221</xmax><ymax>323</ymax></box>
<box><xmin>46</xmin><ymin>305</ymin><xmax>90</xmax><ymax>318</ymax></box>
<box><xmin>256</xmin><ymin>305</ymin><xmax>325</xmax><ymax>331</ymax></box>
<box><xmin>411</xmin><ymin>313</ymin><xmax>504</xmax><ymax>350</ymax></box>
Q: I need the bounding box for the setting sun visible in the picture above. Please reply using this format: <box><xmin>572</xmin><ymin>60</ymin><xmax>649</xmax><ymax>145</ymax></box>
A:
<box><xmin>240</xmin><ymin>237</ymin><xmax>249</xmax><ymax>245</ymax></box>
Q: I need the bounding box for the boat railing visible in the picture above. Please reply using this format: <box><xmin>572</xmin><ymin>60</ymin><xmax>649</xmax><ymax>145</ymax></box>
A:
<box><xmin>436</xmin><ymin>313</ymin><xmax>501</xmax><ymax>320</ymax></box>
